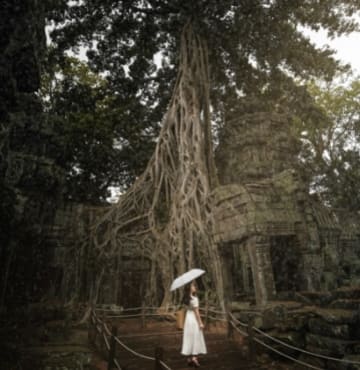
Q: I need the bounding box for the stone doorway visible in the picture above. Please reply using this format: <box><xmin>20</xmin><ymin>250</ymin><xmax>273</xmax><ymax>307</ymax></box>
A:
<box><xmin>270</xmin><ymin>236</ymin><xmax>301</xmax><ymax>293</ymax></box>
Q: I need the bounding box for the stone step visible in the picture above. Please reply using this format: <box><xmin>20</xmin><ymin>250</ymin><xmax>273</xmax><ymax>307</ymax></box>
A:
<box><xmin>314</xmin><ymin>307</ymin><xmax>359</xmax><ymax>324</ymax></box>
<box><xmin>330</xmin><ymin>299</ymin><xmax>360</xmax><ymax>310</ymax></box>
<box><xmin>332</xmin><ymin>286</ymin><xmax>360</xmax><ymax>300</ymax></box>
<box><xmin>306</xmin><ymin>333</ymin><xmax>358</xmax><ymax>355</ymax></box>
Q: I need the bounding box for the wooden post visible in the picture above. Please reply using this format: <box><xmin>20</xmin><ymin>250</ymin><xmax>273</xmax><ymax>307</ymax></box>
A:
<box><xmin>204</xmin><ymin>302</ymin><xmax>209</xmax><ymax>327</ymax></box>
<box><xmin>227</xmin><ymin>311</ymin><xmax>233</xmax><ymax>339</ymax></box>
<box><xmin>141</xmin><ymin>302</ymin><xmax>146</xmax><ymax>329</ymax></box>
<box><xmin>88</xmin><ymin>309</ymin><xmax>95</xmax><ymax>344</ymax></box>
<box><xmin>154</xmin><ymin>346</ymin><xmax>164</xmax><ymax>370</ymax></box>
<box><xmin>248</xmin><ymin>316</ymin><xmax>255</xmax><ymax>362</ymax></box>
<box><xmin>107</xmin><ymin>326</ymin><xmax>118</xmax><ymax>370</ymax></box>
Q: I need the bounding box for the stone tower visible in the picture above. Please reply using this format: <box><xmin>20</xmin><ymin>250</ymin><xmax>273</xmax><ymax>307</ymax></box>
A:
<box><xmin>213</xmin><ymin>111</ymin><xmax>349</xmax><ymax>306</ymax></box>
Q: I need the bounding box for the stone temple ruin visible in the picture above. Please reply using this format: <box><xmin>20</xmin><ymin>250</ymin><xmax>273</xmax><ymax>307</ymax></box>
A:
<box><xmin>51</xmin><ymin>110</ymin><xmax>360</xmax><ymax>310</ymax></box>
<box><xmin>213</xmin><ymin>111</ymin><xmax>360</xmax><ymax>306</ymax></box>
<box><xmin>47</xmin><ymin>107</ymin><xmax>360</xmax><ymax>368</ymax></box>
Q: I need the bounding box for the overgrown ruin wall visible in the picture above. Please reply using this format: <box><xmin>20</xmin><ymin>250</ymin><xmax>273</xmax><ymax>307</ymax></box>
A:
<box><xmin>214</xmin><ymin>112</ymin><xmax>360</xmax><ymax>305</ymax></box>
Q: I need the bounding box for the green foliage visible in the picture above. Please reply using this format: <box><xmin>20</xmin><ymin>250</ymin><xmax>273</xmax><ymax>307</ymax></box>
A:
<box><xmin>298</xmin><ymin>76</ymin><xmax>360</xmax><ymax>210</ymax></box>
<box><xmin>49</xmin><ymin>1</ymin><xmax>359</xmax><ymax>116</ymax></box>
<box><xmin>41</xmin><ymin>56</ymin><xmax>157</xmax><ymax>203</ymax></box>
<box><xmin>45</xmin><ymin>1</ymin><xmax>360</xmax><ymax>202</ymax></box>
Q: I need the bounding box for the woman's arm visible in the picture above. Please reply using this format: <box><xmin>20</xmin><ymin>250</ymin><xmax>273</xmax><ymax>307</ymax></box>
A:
<box><xmin>194</xmin><ymin>307</ymin><xmax>204</xmax><ymax>329</ymax></box>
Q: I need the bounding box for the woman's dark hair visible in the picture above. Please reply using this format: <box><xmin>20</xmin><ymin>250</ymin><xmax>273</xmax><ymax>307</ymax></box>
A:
<box><xmin>182</xmin><ymin>283</ymin><xmax>191</xmax><ymax>306</ymax></box>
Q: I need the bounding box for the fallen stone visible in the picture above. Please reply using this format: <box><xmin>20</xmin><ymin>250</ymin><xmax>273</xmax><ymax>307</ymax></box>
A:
<box><xmin>308</xmin><ymin>318</ymin><xmax>350</xmax><ymax>339</ymax></box>
<box><xmin>306</xmin><ymin>333</ymin><xmax>356</xmax><ymax>355</ymax></box>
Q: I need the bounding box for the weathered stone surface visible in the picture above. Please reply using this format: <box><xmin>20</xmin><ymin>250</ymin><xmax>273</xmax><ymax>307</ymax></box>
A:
<box><xmin>308</xmin><ymin>318</ymin><xmax>350</xmax><ymax>339</ymax></box>
<box><xmin>306</xmin><ymin>333</ymin><xmax>355</xmax><ymax>355</ymax></box>
<box><xmin>330</xmin><ymin>299</ymin><xmax>360</xmax><ymax>310</ymax></box>
<box><xmin>327</xmin><ymin>355</ymin><xmax>360</xmax><ymax>370</ymax></box>
<box><xmin>296</xmin><ymin>291</ymin><xmax>333</xmax><ymax>306</ymax></box>
<box><xmin>313</xmin><ymin>308</ymin><xmax>359</xmax><ymax>325</ymax></box>
<box><xmin>333</xmin><ymin>287</ymin><xmax>360</xmax><ymax>300</ymax></box>
<box><xmin>21</xmin><ymin>345</ymin><xmax>92</xmax><ymax>370</ymax></box>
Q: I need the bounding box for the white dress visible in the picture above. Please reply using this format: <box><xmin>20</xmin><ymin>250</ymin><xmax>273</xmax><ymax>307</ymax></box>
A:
<box><xmin>181</xmin><ymin>295</ymin><xmax>207</xmax><ymax>356</ymax></box>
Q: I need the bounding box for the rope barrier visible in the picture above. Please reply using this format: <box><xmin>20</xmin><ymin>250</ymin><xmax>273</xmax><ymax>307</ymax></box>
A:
<box><xmin>228</xmin><ymin>315</ymin><xmax>325</xmax><ymax>370</ymax></box>
<box><xmin>159</xmin><ymin>360</ymin><xmax>173</xmax><ymax>370</ymax></box>
<box><xmin>106</xmin><ymin>312</ymin><xmax>176</xmax><ymax>319</ymax></box>
<box><xmin>92</xmin><ymin>308</ymin><xmax>174</xmax><ymax>370</ymax></box>
<box><xmin>253</xmin><ymin>337</ymin><xmax>324</xmax><ymax>370</ymax></box>
<box><xmin>103</xmin><ymin>332</ymin><xmax>110</xmax><ymax>351</ymax></box>
<box><xmin>94</xmin><ymin>303</ymin><xmax>360</xmax><ymax>369</ymax></box>
<box><xmin>254</xmin><ymin>326</ymin><xmax>360</xmax><ymax>365</ymax></box>
<box><xmin>229</xmin><ymin>319</ymin><xmax>248</xmax><ymax>337</ymax></box>
<box><xmin>114</xmin><ymin>336</ymin><xmax>158</xmax><ymax>361</ymax></box>
<box><xmin>227</xmin><ymin>310</ymin><xmax>360</xmax><ymax>367</ymax></box>
<box><xmin>228</xmin><ymin>312</ymin><xmax>249</xmax><ymax>328</ymax></box>
<box><xmin>117</xmin><ymin>331</ymin><xmax>182</xmax><ymax>339</ymax></box>
<box><xmin>205</xmin><ymin>314</ymin><xmax>227</xmax><ymax>322</ymax></box>
<box><xmin>95</xmin><ymin>305</ymin><xmax>178</xmax><ymax>312</ymax></box>
<box><xmin>114</xmin><ymin>358</ymin><xmax>122</xmax><ymax>370</ymax></box>
<box><xmin>200</xmin><ymin>308</ymin><xmax>226</xmax><ymax>315</ymax></box>
<box><xmin>103</xmin><ymin>322</ymin><xmax>111</xmax><ymax>336</ymax></box>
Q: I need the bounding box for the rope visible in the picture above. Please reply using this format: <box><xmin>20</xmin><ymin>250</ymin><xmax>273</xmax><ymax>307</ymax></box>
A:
<box><xmin>254</xmin><ymin>327</ymin><xmax>360</xmax><ymax>365</ymax></box>
<box><xmin>92</xmin><ymin>309</ymin><xmax>174</xmax><ymax>369</ymax></box>
<box><xmin>200</xmin><ymin>308</ymin><xmax>226</xmax><ymax>315</ymax></box>
<box><xmin>228</xmin><ymin>312</ymin><xmax>248</xmax><ymax>328</ymax></box>
<box><xmin>103</xmin><ymin>322</ymin><xmax>111</xmax><ymax>336</ymax></box>
<box><xmin>95</xmin><ymin>305</ymin><xmax>178</xmax><ymax>312</ymax></box>
<box><xmin>253</xmin><ymin>337</ymin><xmax>324</xmax><ymax>370</ymax></box>
<box><xmin>103</xmin><ymin>332</ymin><xmax>110</xmax><ymax>350</ymax></box>
<box><xmin>106</xmin><ymin>312</ymin><xmax>175</xmax><ymax>319</ymax></box>
<box><xmin>205</xmin><ymin>314</ymin><xmax>227</xmax><ymax>321</ymax></box>
<box><xmin>114</xmin><ymin>358</ymin><xmax>122</xmax><ymax>370</ymax></box>
<box><xmin>159</xmin><ymin>360</ymin><xmax>173</xmax><ymax>370</ymax></box>
<box><xmin>230</xmin><ymin>319</ymin><xmax>248</xmax><ymax>337</ymax></box>
<box><xmin>118</xmin><ymin>331</ymin><xmax>182</xmax><ymax>339</ymax></box>
<box><xmin>114</xmin><ymin>336</ymin><xmax>158</xmax><ymax>361</ymax></box>
<box><xmin>94</xmin><ymin>305</ymin><xmax>360</xmax><ymax>368</ymax></box>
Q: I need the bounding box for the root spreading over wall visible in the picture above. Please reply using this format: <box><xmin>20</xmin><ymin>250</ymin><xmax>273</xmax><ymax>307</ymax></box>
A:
<box><xmin>64</xmin><ymin>23</ymin><xmax>225</xmax><ymax>310</ymax></box>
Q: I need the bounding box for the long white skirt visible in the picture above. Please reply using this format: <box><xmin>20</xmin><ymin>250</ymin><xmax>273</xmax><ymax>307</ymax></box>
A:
<box><xmin>181</xmin><ymin>310</ymin><xmax>207</xmax><ymax>356</ymax></box>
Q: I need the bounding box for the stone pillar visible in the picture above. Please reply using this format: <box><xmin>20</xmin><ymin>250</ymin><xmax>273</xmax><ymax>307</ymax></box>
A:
<box><xmin>246</xmin><ymin>235</ymin><xmax>276</xmax><ymax>306</ymax></box>
<box><xmin>218</xmin><ymin>243</ymin><xmax>235</xmax><ymax>303</ymax></box>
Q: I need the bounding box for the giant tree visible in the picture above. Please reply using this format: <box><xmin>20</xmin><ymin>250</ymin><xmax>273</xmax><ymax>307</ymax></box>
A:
<box><xmin>47</xmin><ymin>1</ymin><xmax>360</xmax><ymax>308</ymax></box>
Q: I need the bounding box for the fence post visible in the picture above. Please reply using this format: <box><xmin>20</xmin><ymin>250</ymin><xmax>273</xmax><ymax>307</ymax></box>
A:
<box><xmin>107</xmin><ymin>326</ymin><xmax>118</xmax><ymax>370</ymax></box>
<box><xmin>141</xmin><ymin>302</ymin><xmax>146</xmax><ymax>329</ymax></box>
<box><xmin>248</xmin><ymin>316</ymin><xmax>255</xmax><ymax>361</ymax></box>
<box><xmin>227</xmin><ymin>311</ymin><xmax>233</xmax><ymax>339</ymax></box>
<box><xmin>205</xmin><ymin>302</ymin><xmax>209</xmax><ymax>327</ymax></box>
<box><xmin>154</xmin><ymin>346</ymin><xmax>164</xmax><ymax>370</ymax></box>
<box><xmin>88</xmin><ymin>309</ymin><xmax>95</xmax><ymax>344</ymax></box>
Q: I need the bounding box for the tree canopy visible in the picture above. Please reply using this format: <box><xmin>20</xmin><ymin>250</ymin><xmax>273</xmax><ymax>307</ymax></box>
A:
<box><xmin>41</xmin><ymin>55</ymin><xmax>158</xmax><ymax>202</ymax></box>
<box><xmin>45</xmin><ymin>1</ymin><xmax>360</xmax><ymax>201</ymax></box>
<box><xmin>299</xmin><ymin>77</ymin><xmax>360</xmax><ymax>210</ymax></box>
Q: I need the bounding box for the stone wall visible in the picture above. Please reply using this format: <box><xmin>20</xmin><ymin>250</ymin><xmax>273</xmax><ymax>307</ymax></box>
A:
<box><xmin>213</xmin><ymin>111</ymin><xmax>360</xmax><ymax>306</ymax></box>
<box><xmin>232</xmin><ymin>287</ymin><xmax>360</xmax><ymax>369</ymax></box>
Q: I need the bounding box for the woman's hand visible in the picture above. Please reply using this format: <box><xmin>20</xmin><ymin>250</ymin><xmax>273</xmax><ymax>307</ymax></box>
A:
<box><xmin>199</xmin><ymin>322</ymin><xmax>204</xmax><ymax>330</ymax></box>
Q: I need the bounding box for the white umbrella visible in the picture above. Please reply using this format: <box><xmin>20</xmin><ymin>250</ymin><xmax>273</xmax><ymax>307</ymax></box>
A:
<box><xmin>170</xmin><ymin>268</ymin><xmax>206</xmax><ymax>291</ymax></box>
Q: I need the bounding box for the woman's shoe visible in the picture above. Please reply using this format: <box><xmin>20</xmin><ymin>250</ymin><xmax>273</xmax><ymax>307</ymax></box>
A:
<box><xmin>191</xmin><ymin>358</ymin><xmax>200</xmax><ymax>368</ymax></box>
<box><xmin>187</xmin><ymin>359</ymin><xmax>194</xmax><ymax>367</ymax></box>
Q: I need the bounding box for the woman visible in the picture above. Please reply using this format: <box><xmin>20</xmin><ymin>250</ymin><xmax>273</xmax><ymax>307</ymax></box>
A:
<box><xmin>181</xmin><ymin>281</ymin><xmax>207</xmax><ymax>367</ymax></box>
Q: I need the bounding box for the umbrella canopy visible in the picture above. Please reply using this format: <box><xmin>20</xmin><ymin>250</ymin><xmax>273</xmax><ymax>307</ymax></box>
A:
<box><xmin>170</xmin><ymin>268</ymin><xmax>206</xmax><ymax>291</ymax></box>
